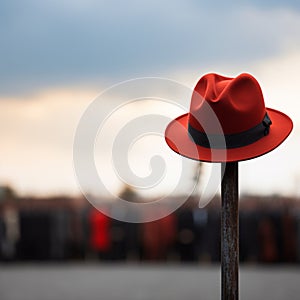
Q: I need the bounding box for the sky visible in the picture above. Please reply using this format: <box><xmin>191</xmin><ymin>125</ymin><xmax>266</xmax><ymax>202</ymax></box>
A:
<box><xmin>1</xmin><ymin>0</ymin><xmax>300</xmax><ymax>198</ymax></box>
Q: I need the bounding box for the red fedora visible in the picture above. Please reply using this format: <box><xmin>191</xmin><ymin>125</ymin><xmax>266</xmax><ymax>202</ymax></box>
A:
<box><xmin>165</xmin><ymin>73</ymin><xmax>293</xmax><ymax>162</ymax></box>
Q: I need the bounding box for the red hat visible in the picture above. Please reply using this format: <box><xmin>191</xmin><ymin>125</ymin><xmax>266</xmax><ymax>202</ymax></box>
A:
<box><xmin>165</xmin><ymin>73</ymin><xmax>293</xmax><ymax>162</ymax></box>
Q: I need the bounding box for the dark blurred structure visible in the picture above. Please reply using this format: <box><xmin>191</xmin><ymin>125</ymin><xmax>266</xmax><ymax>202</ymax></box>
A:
<box><xmin>0</xmin><ymin>185</ymin><xmax>300</xmax><ymax>264</ymax></box>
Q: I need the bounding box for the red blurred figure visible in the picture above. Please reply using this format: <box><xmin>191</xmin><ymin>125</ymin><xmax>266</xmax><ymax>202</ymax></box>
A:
<box><xmin>89</xmin><ymin>209</ymin><xmax>111</xmax><ymax>259</ymax></box>
<box><xmin>258</xmin><ymin>217</ymin><xmax>278</xmax><ymax>263</ymax></box>
<box><xmin>142</xmin><ymin>212</ymin><xmax>176</xmax><ymax>261</ymax></box>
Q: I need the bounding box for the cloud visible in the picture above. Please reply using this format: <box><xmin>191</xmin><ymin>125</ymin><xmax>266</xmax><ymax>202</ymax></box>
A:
<box><xmin>1</xmin><ymin>44</ymin><xmax>300</xmax><ymax>197</ymax></box>
<box><xmin>1</xmin><ymin>1</ymin><xmax>300</xmax><ymax>196</ymax></box>
<box><xmin>237</xmin><ymin>49</ymin><xmax>300</xmax><ymax>196</ymax></box>
<box><xmin>0</xmin><ymin>87</ymin><xmax>97</xmax><ymax>195</ymax></box>
<box><xmin>1</xmin><ymin>1</ymin><xmax>300</xmax><ymax>96</ymax></box>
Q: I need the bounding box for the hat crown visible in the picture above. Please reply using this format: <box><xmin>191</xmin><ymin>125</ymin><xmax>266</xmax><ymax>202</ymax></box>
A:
<box><xmin>189</xmin><ymin>73</ymin><xmax>266</xmax><ymax>134</ymax></box>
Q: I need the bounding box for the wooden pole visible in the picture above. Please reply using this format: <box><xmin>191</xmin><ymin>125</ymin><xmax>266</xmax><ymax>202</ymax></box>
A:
<box><xmin>221</xmin><ymin>162</ymin><xmax>239</xmax><ymax>300</ymax></box>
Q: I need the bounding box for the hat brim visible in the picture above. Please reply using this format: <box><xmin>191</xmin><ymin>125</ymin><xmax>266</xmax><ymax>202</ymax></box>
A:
<box><xmin>165</xmin><ymin>108</ymin><xmax>293</xmax><ymax>162</ymax></box>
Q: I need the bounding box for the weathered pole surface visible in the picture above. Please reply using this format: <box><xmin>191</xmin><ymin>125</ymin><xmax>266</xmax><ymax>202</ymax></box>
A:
<box><xmin>221</xmin><ymin>162</ymin><xmax>239</xmax><ymax>300</ymax></box>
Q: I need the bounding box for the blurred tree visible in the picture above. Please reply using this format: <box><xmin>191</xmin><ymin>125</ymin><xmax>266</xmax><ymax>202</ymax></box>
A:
<box><xmin>0</xmin><ymin>186</ymin><xmax>17</xmax><ymax>203</ymax></box>
<box><xmin>118</xmin><ymin>184</ymin><xmax>139</xmax><ymax>203</ymax></box>
<box><xmin>192</xmin><ymin>162</ymin><xmax>204</xmax><ymax>196</ymax></box>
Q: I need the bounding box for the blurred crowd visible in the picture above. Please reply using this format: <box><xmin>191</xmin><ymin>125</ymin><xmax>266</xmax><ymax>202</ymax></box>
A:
<box><xmin>0</xmin><ymin>186</ymin><xmax>300</xmax><ymax>264</ymax></box>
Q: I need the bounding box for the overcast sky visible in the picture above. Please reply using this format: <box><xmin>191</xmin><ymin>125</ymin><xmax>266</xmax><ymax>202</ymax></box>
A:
<box><xmin>1</xmin><ymin>0</ymin><xmax>300</xmax><ymax>198</ymax></box>
<box><xmin>1</xmin><ymin>0</ymin><xmax>300</xmax><ymax>95</ymax></box>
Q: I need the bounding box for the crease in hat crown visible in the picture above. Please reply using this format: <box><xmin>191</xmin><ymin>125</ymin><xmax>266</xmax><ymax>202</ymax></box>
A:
<box><xmin>165</xmin><ymin>72</ymin><xmax>293</xmax><ymax>162</ymax></box>
<box><xmin>188</xmin><ymin>73</ymin><xmax>266</xmax><ymax>135</ymax></box>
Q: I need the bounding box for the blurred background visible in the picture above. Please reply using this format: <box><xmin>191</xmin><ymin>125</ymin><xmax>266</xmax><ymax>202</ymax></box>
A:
<box><xmin>1</xmin><ymin>0</ymin><xmax>300</xmax><ymax>299</ymax></box>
